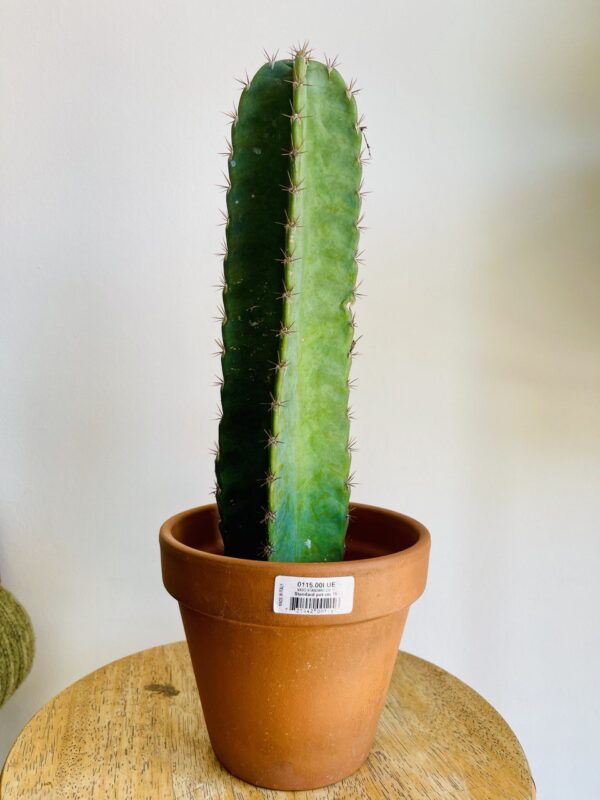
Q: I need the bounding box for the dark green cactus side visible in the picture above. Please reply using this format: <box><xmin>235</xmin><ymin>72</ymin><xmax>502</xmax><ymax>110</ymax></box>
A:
<box><xmin>215</xmin><ymin>45</ymin><xmax>364</xmax><ymax>562</ymax></box>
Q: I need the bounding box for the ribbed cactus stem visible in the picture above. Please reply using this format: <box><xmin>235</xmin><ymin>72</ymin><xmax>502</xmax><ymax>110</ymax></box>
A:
<box><xmin>216</xmin><ymin>45</ymin><xmax>363</xmax><ymax>562</ymax></box>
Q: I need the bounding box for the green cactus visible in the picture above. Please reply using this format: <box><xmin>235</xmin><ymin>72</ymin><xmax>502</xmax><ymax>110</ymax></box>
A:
<box><xmin>215</xmin><ymin>44</ymin><xmax>364</xmax><ymax>562</ymax></box>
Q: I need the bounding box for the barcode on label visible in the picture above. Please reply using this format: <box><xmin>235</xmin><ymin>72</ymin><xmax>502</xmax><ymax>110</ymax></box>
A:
<box><xmin>289</xmin><ymin>596</ymin><xmax>341</xmax><ymax>612</ymax></box>
<box><xmin>273</xmin><ymin>575</ymin><xmax>354</xmax><ymax>616</ymax></box>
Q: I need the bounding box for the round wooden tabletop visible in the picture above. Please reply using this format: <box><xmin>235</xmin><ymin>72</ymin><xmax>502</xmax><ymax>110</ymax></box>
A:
<box><xmin>0</xmin><ymin>641</ymin><xmax>534</xmax><ymax>799</ymax></box>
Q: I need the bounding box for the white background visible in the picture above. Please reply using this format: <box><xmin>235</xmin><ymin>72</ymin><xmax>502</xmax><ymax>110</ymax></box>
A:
<box><xmin>1</xmin><ymin>2</ymin><xmax>599</xmax><ymax>797</ymax></box>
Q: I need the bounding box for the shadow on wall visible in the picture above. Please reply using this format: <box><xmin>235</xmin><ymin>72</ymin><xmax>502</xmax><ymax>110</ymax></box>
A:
<box><xmin>470</xmin><ymin>2</ymin><xmax>600</xmax><ymax>452</ymax></box>
<box><xmin>472</xmin><ymin>166</ymin><xmax>600</xmax><ymax>454</ymax></box>
<box><xmin>455</xmin><ymin>14</ymin><xmax>600</xmax><ymax>709</ymax></box>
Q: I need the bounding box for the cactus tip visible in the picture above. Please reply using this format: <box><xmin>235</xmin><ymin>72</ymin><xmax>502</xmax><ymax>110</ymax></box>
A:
<box><xmin>280</xmin><ymin>173</ymin><xmax>305</xmax><ymax>194</ymax></box>
<box><xmin>262</xmin><ymin>47</ymin><xmax>279</xmax><ymax>67</ymax></box>
<box><xmin>290</xmin><ymin>40</ymin><xmax>312</xmax><ymax>62</ymax></box>
<box><xmin>260</xmin><ymin>507</ymin><xmax>277</xmax><ymax>524</ymax></box>
<box><xmin>223</xmin><ymin>105</ymin><xmax>239</xmax><ymax>125</ymax></box>
<box><xmin>283</xmin><ymin>99</ymin><xmax>307</xmax><ymax>124</ymax></box>
<box><xmin>262</xmin><ymin>392</ymin><xmax>287</xmax><ymax>411</ymax></box>
<box><xmin>276</xmin><ymin>247</ymin><xmax>299</xmax><ymax>266</ymax></box>
<box><xmin>346</xmin><ymin>78</ymin><xmax>361</xmax><ymax>100</ymax></box>
<box><xmin>276</xmin><ymin>283</ymin><xmax>299</xmax><ymax>301</ymax></box>
<box><xmin>213</xmin><ymin>269</ymin><xmax>227</xmax><ymax>292</ymax></box>
<box><xmin>261</xmin><ymin>471</ymin><xmax>280</xmax><ymax>487</ymax></box>
<box><xmin>276</xmin><ymin>210</ymin><xmax>303</xmax><ymax>230</ymax></box>
<box><xmin>275</xmin><ymin>322</ymin><xmax>295</xmax><ymax>337</ymax></box>
<box><xmin>285</xmin><ymin>73</ymin><xmax>311</xmax><ymax>89</ymax></box>
<box><xmin>217</xmin><ymin>170</ymin><xmax>231</xmax><ymax>192</ymax></box>
<box><xmin>215</xmin><ymin>238</ymin><xmax>228</xmax><ymax>259</ymax></box>
<box><xmin>235</xmin><ymin>70</ymin><xmax>250</xmax><ymax>90</ymax></box>
<box><xmin>282</xmin><ymin>144</ymin><xmax>306</xmax><ymax>158</ymax></box>
<box><xmin>349</xmin><ymin>280</ymin><xmax>365</xmax><ymax>304</ymax></box>
<box><xmin>324</xmin><ymin>53</ymin><xmax>340</xmax><ymax>75</ymax></box>
<box><xmin>264</xmin><ymin>430</ymin><xmax>283</xmax><ymax>448</ymax></box>
<box><xmin>219</xmin><ymin>138</ymin><xmax>233</xmax><ymax>158</ymax></box>
<box><xmin>258</xmin><ymin>541</ymin><xmax>275</xmax><ymax>558</ymax></box>
<box><xmin>345</xmin><ymin>471</ymin><xmax>358</xmax><ymax>490</ymax></box>
<box><xmin>269</xmin><ymin>358</ymin><xmax>289</xmax><ymax>372</ymax></box>
<box><xmin>212</xmin><ymin>303</ymin><xmax>226</xmax><ymax>324</ymax></box>
<box><xmin>358</xmin><ymin>178</ymin><xmax>371</xmax><ymax>200</ymax></box>
<box><xmin>349</xmin><ymin>334</ymin><xmax>362</xmax><ymax>358</ymax></box>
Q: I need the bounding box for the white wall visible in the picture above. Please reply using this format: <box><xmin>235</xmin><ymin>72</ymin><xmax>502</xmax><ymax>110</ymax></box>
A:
<box><xmin>1</xmin><ymin>2</ymin><xmax>599</xmax><ymax>797</ymax></box>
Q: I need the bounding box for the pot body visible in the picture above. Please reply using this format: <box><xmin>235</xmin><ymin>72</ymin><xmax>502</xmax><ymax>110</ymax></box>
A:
<box><xmin>160</xmin><ymin>502</ymin><xmax>430</xmax><ymax>790</ymax></box>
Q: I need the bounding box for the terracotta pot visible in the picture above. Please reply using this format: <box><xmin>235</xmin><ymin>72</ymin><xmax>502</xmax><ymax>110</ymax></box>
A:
<box><xmin>160</xmin><ymin>502</ymin><xmax>430</xmax><ymax>790</ymax></box>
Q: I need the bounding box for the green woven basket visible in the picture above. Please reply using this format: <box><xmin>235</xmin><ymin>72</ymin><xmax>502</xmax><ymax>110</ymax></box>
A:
<box><xmin>0</xmin><ymin>584</ymin><xmax>35</xmax><ymax>707</ymax></box>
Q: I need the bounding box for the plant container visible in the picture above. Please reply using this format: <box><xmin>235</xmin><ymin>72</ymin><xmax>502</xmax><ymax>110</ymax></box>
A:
<box><xmin>160</xmin><ymin>501</ymin><xmax>430</xmax><ymax>790</ymax></box>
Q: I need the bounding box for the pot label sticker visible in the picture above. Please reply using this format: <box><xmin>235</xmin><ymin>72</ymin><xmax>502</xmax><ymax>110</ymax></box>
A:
<box><xmin>273</xmin><ymin>576</ymin><xmax>355</xmax><ymax>615</ymax></box>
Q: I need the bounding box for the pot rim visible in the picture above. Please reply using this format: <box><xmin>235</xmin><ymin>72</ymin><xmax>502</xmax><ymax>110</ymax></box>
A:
<box><xmin>160</xmin><ymin>502</ymin><xmax>431</xmax><ymax>625</ymax></box>
<box><xmin>160</xmin><ymin>501</ymin><xmax>430</xmax><ymax>570</ymax></box>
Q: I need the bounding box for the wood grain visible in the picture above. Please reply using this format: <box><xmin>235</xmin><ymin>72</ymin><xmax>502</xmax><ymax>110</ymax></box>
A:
<box><xmin>0</xmin><ymin>642</ymin><xmax>535</xmax><ymax>799</ymax></box>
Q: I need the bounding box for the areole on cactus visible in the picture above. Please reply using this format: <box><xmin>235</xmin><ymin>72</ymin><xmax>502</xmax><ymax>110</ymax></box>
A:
<box><xmin>214</xmin><ymin>43</ymin><xmax>365</xmax><ymax>562</ymax></box>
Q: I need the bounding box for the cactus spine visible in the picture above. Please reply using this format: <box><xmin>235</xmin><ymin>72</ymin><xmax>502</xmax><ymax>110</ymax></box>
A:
<box><xmin>215</xmin><ymin>44</ymin><xmax>363</xmax><ymax>562</ymax></box>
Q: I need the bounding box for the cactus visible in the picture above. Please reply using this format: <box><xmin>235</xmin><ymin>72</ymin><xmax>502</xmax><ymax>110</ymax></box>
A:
<box><xmin>215</xmin><ymin>44</ymin><xmax>364</xmax><ymax>562</ymax></box>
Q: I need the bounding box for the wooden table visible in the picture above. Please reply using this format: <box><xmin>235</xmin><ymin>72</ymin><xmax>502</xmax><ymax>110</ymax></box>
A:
<box><xmin>0</xmin><ymin>641</ymin><xmax>534</xmax><ymax>799</ymax></box>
